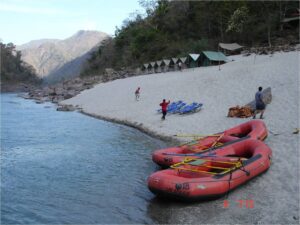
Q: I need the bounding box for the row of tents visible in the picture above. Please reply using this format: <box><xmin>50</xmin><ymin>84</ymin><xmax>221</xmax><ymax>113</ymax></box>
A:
<box><xmin>141</xmin><ymin>51</ymin><xmax>228</xmax><ymax>73</ymax></box>
<box><xmin>141</xmin><ymin>43</ymin><xmax>244</xmax><ymax>74</ymax></box>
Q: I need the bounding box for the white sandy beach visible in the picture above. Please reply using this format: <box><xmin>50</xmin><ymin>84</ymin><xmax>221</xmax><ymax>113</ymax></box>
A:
<box><xmin>63</xmin><ymin>51</ymin><xmax>299</xmax><ymax>223</ymax></box>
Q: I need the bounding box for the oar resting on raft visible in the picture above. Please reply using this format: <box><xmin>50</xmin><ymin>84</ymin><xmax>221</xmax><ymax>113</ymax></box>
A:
<box><xmin>171</xmin><ymin>133</ymin><xmax>225</xmax><ymax>154</ymax></box>
<box><xmin>174</xmin><ymin>134</ymin><xmax>221</xmax><ymax>138</ymax></box>
<box><xmin>163</xmin><ymin>152</ymin><xmax>214</xmax><ymax>156</ymax></box>
<box><xmin>162</xmin><ymin>153</ymin><xmax>247</xmax><ymax>160</ymax></box>
<box><xmin>174</xmin><ymin>133</ymin><xmax>223</xmax><ymax>147</ymax></box>
<box><xmin>186</xmin><ymin>133</ymin><xmax>225</xmax><ymax>153</ymax></box>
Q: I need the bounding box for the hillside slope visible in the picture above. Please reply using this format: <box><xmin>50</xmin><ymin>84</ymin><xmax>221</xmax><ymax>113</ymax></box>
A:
<box><xmin>18</xmin><ymin>30</ymin><xmax>108</xmax><ymax>79</ymax></box>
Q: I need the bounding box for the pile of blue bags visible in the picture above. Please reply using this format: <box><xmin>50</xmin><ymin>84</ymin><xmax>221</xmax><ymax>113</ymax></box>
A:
<box><xmin>157</xmin><ymin>100</ymin><xmax>203</xmax><ymax>114</ymax></box>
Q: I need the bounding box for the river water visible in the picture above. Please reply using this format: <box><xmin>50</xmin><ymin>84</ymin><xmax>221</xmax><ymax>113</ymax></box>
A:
<box><xmin>2</xmin><ymin>94</ymin><xmax>298</xmax><ymax>224</ymax></box>
<box><xmin>1</xmin><ymin>94</ymin><xmax>174</xmax><ymax>224</ymax></box>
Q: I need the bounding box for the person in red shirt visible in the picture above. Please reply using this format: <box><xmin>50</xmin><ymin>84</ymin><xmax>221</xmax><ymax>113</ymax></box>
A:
<box><xmin>160</xmin><ymin>99</ymin><xmax>170</xmax><ymax>120</ymax></box>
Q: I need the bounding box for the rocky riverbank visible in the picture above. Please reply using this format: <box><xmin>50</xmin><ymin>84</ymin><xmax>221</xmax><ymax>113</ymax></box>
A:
<box><xmin>1</xmin><ymin>82</ymin><xmax>37</xmax><ymax>93</ymax></box>
<box><xmin>16</xmin><ymin>76</ymin><xmax>99</xmax><ymax>111</ymax></box>
<box><xmin>17</xmin><ymin>68</ymin><xmax>135</xmax><ymax>111</ymax></box>
<box><xmin>13</xmin><ymin>44</ymin><xmax>300</xmax><ymax>113</ymax></box>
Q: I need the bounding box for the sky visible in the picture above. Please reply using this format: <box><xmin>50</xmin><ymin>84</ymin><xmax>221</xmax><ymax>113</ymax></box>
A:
<box><xmin>0</xmin><ymin>0</ymin><xmax>145</xmax><ymax>45</ymax></box>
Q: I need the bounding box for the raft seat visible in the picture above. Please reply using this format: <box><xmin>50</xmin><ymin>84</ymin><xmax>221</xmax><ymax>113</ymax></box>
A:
<box><xmin>171</xmin><ymin>158</ymin><xmax>243</xmax><ymax>177</ymax></box>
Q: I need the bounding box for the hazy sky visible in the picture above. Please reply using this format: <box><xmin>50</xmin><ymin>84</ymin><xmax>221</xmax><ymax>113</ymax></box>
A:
<box><xmin>0</xmin><ymin>0</ymin><xmax>144</xmax><ymax>45</ymax></box>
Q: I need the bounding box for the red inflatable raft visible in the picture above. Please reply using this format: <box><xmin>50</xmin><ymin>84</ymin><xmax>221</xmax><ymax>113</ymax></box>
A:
<box><xmin>148</xmin><ymin>138</ymin><xmax>272</xmax><ymax>201</ymax></box>
<box><xmin>152</xmin><ymin>120</ymin><xmax>268</xmax><ymax>167</ymax></box>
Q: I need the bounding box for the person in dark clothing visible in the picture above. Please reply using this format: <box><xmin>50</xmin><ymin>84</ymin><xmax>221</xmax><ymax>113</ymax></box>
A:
<box><xmin>160</xmin><ymin>99</ymin><xmax>170</xmax><ymax>120</ymax></box>
<box><xmin>253</xmin><ymin>87</ymin><xmax>266</xmax><ymax>119</ymax></box>
<box><xmin>135</xmin><ymin>87</ymin><xmax>140</xmax><ymax>101</ymax></box>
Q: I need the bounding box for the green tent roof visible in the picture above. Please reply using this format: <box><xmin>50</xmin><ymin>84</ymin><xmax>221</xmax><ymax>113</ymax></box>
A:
<box><xmin>202</xmin><ymin>51</ymin><xmax>228</xmax><ymax>61</ymax></box>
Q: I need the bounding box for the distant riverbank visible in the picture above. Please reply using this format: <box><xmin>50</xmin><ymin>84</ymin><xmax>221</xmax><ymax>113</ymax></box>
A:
<box><xmin>0</xmin><ymin>82</ymin><xmax>35</xmax><ymax>93</ymax></box>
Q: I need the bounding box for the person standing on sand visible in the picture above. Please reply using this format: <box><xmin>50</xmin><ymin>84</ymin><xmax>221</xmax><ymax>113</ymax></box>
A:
<box><xmin>160</xmin><ymin>99</ymin><xmax>170</xmax><ymax>120</ymax></box>
<box><xmin>178</xmin><ymin>62</ymin><xmax>182</xmax><ymax>71</ymax></box>
<box><xmin>253</xmin><ymin>86</ymin><xmax>266</xmax><ymax>119</ymax></box>
<box><xmin>135</xmin><ymin>87</ymin><xmax>140</xmax><ymax>101</ymax></box>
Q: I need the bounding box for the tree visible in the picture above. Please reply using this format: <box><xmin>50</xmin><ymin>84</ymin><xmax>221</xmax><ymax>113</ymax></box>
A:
<box><xmin>227</xmin><ymin>6</ymin><xmax>249</xmax><ymax>33</ymax></box>
<box><xmin>0</xmin><ymin>42</ymin><xmax>39</xmax><ymax>83</ymax></box>
<box><xmin>80</xmin><ymin>0</ymin><xmax>299</xmax><ymax>77</ymax></box>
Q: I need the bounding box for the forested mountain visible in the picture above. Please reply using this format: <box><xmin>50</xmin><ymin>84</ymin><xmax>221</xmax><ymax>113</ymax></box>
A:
<box><xmin>81</xmin><ymin>0</ymin><xmax>299</xmax><ymax>76</ymax></box>
<box><xmin>1</xmin><ymin>42</ymin><xmax>40</xmax><ymax>84</ymax></box>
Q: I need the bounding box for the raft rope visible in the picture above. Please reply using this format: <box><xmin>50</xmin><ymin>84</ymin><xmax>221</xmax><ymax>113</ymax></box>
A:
<box><xmin>163</xmin><ymin>153</ymin><xmax>248</xmax><ymax>163</ymax></box>
<box><xmin>171</xmin><ymin>158</ymin><xmax>243</xmax><ymax>175</ymax></box>
<box><xmin>188</xmin><ymin>141</ymin><xmax>223</xmax><ymax>153</ymax></box>
<box><xmin>225</xmin><ymin>170</ymin><xmax>233</xmax><ymax>199</ymax></box>
<box><xmin>238</xmin><ymin>159</ymin><xmax>250</xmax><ymax>176</ymax></box>
<box><xmin>176</xmin><ymin>133</ymin><xmax>224</xmax><ymax>147</ymax></box>
<box><xmin>225</xmin><ymin>158</ymin><xmax>250</xmax><ymax>198</ymax></box>
<box><xmin>163</xmin><ymin>137</ymin><xmax>251</xmax><ymax>158</ymax></box>
<box><xmin>184</xmin><ymin>133</ymin><xmax>225</xmax><ymax>153</ymax></box>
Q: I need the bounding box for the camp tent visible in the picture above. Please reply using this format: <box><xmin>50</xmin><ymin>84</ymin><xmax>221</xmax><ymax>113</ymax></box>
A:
<box><xmin>156</xmin><ymin>60</ymin><xmax>163</xmax><ymax>66</ymax></box>
<box><xmin>177</xmin><ymin>57</ymin><xmax>187</xmax><ymax>69</ymax></box>
<box><xmin>166</xmin><ymin>59</ymin><xmax>175</xmax><ymax>71</ymax></box>
<box><xmin>219</xmin><ymin>43</ymin><xmax>243</xmax><ymax>51</ymax></box>
<box><xmin>141</xmin><ymin>64</ymin><xmax>147</xmax><ymax>70</ymax></box>
<box><xmin>150</xmin><ymin>62</ymin><xmax>159</xmax><ymax>73</ymax></box>
<box><xmin>144</xmin><ymin>63</ymin><xmax>149</xmax><ymax>73</ymax></box>
<box><xmin>200</xmin><ymin>51</ymin><xmax>228</xmax><ymax>66</ymax></box>
<box><xmin>156</xmin><ymin>60</ymin><xmax>164</xmax><ymax>72</ymax></box>
<box><xmin>189</xmin><ymin>54</ymin><xmax>200</xmax><ymax>61</ymax></box>
<box><xmin>172</xmin><ymin>58</ymin><xmax>179</xmax><ymax>64</ymax></box>
<box><xmin>146</xmin><ymin>63</ymin><xmax>153</xmax><ymax>73</ymax></box>
<box><xmin>179</xmin><ymin>57</ymin><xmax>187</xmax><ymax>63</ymax></box>
<box><xmin>163</xmin><ymin>59</ymin><xmax>171</xmax><ymax>65</ymax></box>
<box><xmin>188</xmin><ymin>54</ymin><xmax>200</xmax><ymax>68</ymax></box>
<box><xmin>160</xmin><ymin>59</ymin><xmax>167</xmax><ymax>72</ymax></box>
<box><xmin>150</xmin><ymin>62</ymin><xmax>157</xmax><ymax>73</ymax></box>
<box><xmin>150</xmin><ymin>62</ymin><xmax>157</xmax><ymax>67</ymax></box>
<box><xmin>171</xmin><ymin>58</ymin><xmax>181</xmax><ymax>70</ymax></box>
<box><xmin>219</xmin><ymin>43</ymin><xmax>243</xmax><ymax>55</ymax></box>
<box><xmin>141</xmin><ymin>64</ymin><xmax>148</xmax><ymax>74</ymax></box>
<box><xmin>162</xmin><ymin>59</ymin><xmax>174</xmax><ymax>72</ymax></box>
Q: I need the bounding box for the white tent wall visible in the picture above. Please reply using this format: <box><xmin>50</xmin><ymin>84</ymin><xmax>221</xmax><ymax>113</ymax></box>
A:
<box><xmin>162</xmin><ymin>59</ymin><xmax>172</xmax><ymax>72</ymax></box>
<box><xmin>150</xmin><ymin>62</ymin><xmax>156</xmax><ymax>73</ymax></box>
<box><xmin>172</xmin><ymin>58</ymin><xmax>178</xmax><ymax>64</ymax></box>
<box><xmin>179</xmin><ymin>57</ymin><xmax>187</xmax><ymax>69</ymax></box>
<box><xmin>142</xmin><ymin>64</ymin><xmax>148</xmax><ymax>74</ymax></box>
<box><xmin>156</xmin><ymin>61</ymin><xmax>163</xmax><ymax>73</ymax></box>
<box><xmin>171</xmin><ymin>58</ymin><xmax>179</xmax><ymax>71</ymax></box>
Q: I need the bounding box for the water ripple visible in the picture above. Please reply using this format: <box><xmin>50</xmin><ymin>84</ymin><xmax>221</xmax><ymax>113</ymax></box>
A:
<box><xmin>1</xmin><ymin>94</ymin><xmax>168</xmax><ymax>224</ymax></box>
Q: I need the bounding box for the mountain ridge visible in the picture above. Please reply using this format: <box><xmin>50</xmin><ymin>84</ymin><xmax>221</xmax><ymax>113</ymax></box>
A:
<box><xmin>18</xmin><ymin>30</ymin><xmax>109</xmax><ymax>79</ymax></box>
